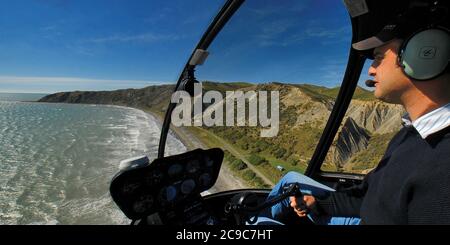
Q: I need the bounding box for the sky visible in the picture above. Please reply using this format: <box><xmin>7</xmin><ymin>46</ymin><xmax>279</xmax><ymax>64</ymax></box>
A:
<box><xmin>0</xmin><ymin>0</ymin><xmax>372</xmax><ymax>93</ymax></box>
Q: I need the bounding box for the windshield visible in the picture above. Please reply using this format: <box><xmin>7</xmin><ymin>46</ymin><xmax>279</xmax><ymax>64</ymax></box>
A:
<box><xmin>172</xmin><ymin>0</ymin><xmax>403</xmax><ymax>191</ymax></box>
<box><xmin>173</xmin><ymin>0</ymin><xmax>361</xmax><ymax>191</ymax></box>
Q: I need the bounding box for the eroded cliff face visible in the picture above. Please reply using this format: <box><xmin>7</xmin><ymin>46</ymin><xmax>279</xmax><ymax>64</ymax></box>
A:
<box><xmin>331</xmin><ymin>117</ymin><xmax>371</xmax><ymax>169</ymax></box>
<box><xmin>271</xmin><ymin>84</ymin><xmax>404</xmax><ymax>171</ymax></box>
<box><xmin>328</xmin><ymin>101</ymin><xmax>404</xmax><ymax>170</ymax></box>
<box><xmin>346</xmin><ymin>100</ymin><xmax>404</xmax><ymax>134</ymax></box>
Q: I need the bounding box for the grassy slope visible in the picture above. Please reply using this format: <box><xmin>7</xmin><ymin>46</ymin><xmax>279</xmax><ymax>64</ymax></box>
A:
<box><xmin>345</xmin><ymin>131</ymin><xmax>397</xmax><ymax>173</ymax></box>
<box><xmin>200</xmin><ymin>82</ymin><xmax>389</xmax><ymax>177</ymax></box>
<box><xmin>188</xmin><ymin>126</ymin><xmax>271</xmax><ymax>188</ymax></box>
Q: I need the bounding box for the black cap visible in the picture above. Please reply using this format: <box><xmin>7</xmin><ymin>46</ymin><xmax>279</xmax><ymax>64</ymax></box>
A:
<box><xmin>352</xmin><ymin>1</ymin><xmax>448</xmax><ymax>51</ymax></box>
<box><xmin>352</xmin><ymin>10</ymin><xmax>428</xmax><ymax>50</ymax></box>
<box><xmin>352</xmin><ymin>22</ymin><xmax>414</xmax><ymax>50</ymax></box>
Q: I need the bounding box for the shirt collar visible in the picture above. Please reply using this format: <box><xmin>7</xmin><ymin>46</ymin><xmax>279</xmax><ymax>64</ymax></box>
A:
<box><xmin>401</xmin><ymin>103</ymin><xmax>450</xmax><ymax>139</ymax></box>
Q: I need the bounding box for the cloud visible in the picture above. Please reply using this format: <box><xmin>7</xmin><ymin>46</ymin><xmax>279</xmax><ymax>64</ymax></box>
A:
<box><xmin>255</xmin><ymin>19</ymin><xmax>350</xmax><ymax>47</ymax></box>
<box><xmin>85</xmin><ymin>33</ymin><xmax>183</xmax><ymax>44</ymax></box>
<box><xmin>67</xmin><ymin>32</ymin><xmax>185</xmax><ymax>56</ymax></box>
<box><xmin>254</xmin><ymin>19</ymin><xmax>298</xmax><ymax>47</ymax></box>
<box><xmin>318</xmin><ymin>59</ymin><xmax>348</xmax><ymax>85</ymax></box>
<box><xmin>0</xmin><ymin>76</ymin><xmax>166</xmax><ymax>85</ymax></box>
<box><xmin>315</xmin><ymin>58</ymin><xmax>374</xmax><ymax>88</ymax></box>
<box><xmin>0</xmin><ymin>76</ymin><xmax>170</xmax><ymax>93</ymax></box>
<box><xmin>260</xmin><ymin>19</ymin><xmax>295</xmax><ymax>38</ymax></box>
<box><xmin>65</xmin><ymin>44</ymin><xmax>95</xmax><ymax>56</ymax></box>
<box><xmin>39</xmin><ymin>20</ymin><xmax>68</xmax><ymax>40</ymax></box>
<box><xmin>305</xmin><ymin>26</ymin><xmax>349</xmax><ymax>38</ymax></box>
<box><xmin>143</xmin><ymin>7</ymin><xmax>173</xmax><ymax>24</ymax></box>
<box><xmin>41</xmin><ymin>25</ymin><xmax>57</xmax><ymax>31</ymax></box>
<box><xmin>247</xmin><ymin>1</ymin><xmax>307</xmax><ymax>18</ymax></box>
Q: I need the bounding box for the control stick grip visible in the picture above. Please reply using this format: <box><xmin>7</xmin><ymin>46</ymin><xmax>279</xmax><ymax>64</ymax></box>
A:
<box><xmin>283</xmin><ymin>183</ymin><xmax>307</xmax><ymax>211</ymax></box>
<box><xmin>293</xmin><ymin>186</ymin><xmax>308</xmax><ymax>211</ymax></box>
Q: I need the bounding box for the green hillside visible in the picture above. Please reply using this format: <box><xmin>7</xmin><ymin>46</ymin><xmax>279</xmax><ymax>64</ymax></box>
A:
<box><xmin>199</xmin><ymin>82</ymin><xmax>397</xmax><ymax>179</ymax></box>
<box><xmin>202</xmin><ymin>81</ymin><xmax>253</xmax><ymax>94</ymax></box>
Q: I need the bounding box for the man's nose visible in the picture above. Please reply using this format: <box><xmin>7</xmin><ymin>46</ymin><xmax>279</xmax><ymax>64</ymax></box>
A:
<box><xmin>368</xmin><ymin>64</ymin><xmax>376</xmax><ymax>77</ymax></box>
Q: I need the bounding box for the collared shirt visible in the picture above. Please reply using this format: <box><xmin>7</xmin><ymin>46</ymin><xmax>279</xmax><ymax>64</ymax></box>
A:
<box><xmin>401</xmin><ymin>102</ymin><xmax>450</xmax><ymax>139</ymax></box>
<box><xmin>318</xmin><ymin>102</ymin><xmax>450</xmax><ymax>224</ymax></box>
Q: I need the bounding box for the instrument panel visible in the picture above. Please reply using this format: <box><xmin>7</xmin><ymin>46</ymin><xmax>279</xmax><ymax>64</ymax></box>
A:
<box><xmin>110</xmin><ymin>148</ymin><xmax>223</xmax><ymax>220</ymax></box>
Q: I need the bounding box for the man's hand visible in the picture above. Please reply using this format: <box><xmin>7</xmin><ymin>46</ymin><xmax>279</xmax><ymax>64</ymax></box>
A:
<box><xmin>290</xmin><ymin>195</ymin><xmax>316</xmax><ymax>218</ymax></box>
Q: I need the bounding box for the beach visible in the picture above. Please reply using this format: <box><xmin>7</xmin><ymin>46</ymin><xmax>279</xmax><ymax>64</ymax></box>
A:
<box><xmin>145</xmin><ymin>110</ymin><xmax>248</xmax><ymax>193</ymax></box>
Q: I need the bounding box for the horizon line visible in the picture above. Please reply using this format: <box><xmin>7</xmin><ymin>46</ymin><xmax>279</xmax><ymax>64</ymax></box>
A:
<box><xmin>0</xmin><ymin>75</ymin><xmax>372</xmax><ymax>94</ymax></box>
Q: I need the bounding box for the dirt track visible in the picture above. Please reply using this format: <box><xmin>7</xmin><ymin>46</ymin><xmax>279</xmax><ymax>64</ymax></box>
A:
<box><xmin>147</xmin><ymin>111</ymin><xmax>249</xmax><ymax>193</ymax></box>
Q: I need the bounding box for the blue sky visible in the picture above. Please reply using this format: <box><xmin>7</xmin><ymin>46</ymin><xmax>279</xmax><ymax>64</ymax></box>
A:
<box><xmin>196</xmin><ymin>0</ymin><xmax>373</xmax><ymax>86</ymax></box>
<box><xmin>0</xmin><ymin>0</ymin><xmax>371</xmax><ymax>93</ymax></box>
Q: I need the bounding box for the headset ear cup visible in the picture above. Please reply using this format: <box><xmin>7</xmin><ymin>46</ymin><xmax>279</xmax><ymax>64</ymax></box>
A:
<box><xmin>400</xmin><ymin>28</ymin><xmax>450</xmax><ymax>80</ymax></box>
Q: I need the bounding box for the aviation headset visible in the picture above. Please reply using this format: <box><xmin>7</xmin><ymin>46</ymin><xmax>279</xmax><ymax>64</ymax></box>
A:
<box><xmin>397</xmin><ymin>4</ymin><xmax>450</xmax><ymax>80</ymax></box>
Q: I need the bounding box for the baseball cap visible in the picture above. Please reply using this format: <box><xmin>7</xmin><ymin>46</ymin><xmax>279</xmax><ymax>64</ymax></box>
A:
<box><xmin>352</xmin><ymin>9</ymin><xmax>428</xmax><ymax>51</ymax></box>
<box><xmin>352</xmin><ymin>1</ymin><xmax>449</xmax><ymax>52</ymax></box>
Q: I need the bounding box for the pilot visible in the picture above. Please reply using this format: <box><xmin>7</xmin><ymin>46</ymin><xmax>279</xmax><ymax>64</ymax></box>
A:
<box><xmin>263</xmin><ymin>2</ymin><xmax>450</xmax><ymax>225</ymax></box>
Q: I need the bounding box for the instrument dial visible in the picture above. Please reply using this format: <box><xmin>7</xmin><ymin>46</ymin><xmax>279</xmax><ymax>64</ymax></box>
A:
<box><xmin>164</xmin><ymin>185</ymin><xmax>178</xmax><ymax>202</ymax></box>
<box><xmin>168</xmin><ymin>164</ymin><xmax>183</xmax><ymax>178</ymax></box>
<box><xmin>186</xmin><ymin>160</ymin><xmax>200</xmax><ymax>174</ymax></box>
<box><xmin>146</xmin><ymin>170</ymin><xmax>164</xmax><ymax>186</ymax></box>
<box><xmin>181</xmin><ymin>179</ymin><xmax>196</xmax><ymax>195</ymax></box>
<box><xmin>133</xmin><ymin>194</ymin><xmax>154</xmax><ymax>214</ymax></box>
<box><xmin>199</xmin><ymin>173</ymin><xmax>211</xmax><ymax>188</ymax></box>
<box><xmin>204</xmin><ymin>156</ymin><xmax>214</xmax><ymax>167</ymax></box>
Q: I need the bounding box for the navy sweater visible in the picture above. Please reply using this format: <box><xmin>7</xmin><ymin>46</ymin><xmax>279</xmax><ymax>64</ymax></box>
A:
<box><xmin>317</xmin><ymin>125</ymin><xmax>450</xmax><ymax>224</ymax></box>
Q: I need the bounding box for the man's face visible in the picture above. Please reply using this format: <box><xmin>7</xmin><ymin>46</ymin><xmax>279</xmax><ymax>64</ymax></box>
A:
<box><xmin>368</xmin><ymin>39</ymin><xmax>412</xmax><ymax>104</ymax></box>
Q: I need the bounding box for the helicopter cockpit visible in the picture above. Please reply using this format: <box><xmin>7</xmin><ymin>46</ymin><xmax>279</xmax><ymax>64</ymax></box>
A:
<box><xmin>109</xmin><ymin>0</ymin><xmax>447</xmax><ymax>225</ymax></box>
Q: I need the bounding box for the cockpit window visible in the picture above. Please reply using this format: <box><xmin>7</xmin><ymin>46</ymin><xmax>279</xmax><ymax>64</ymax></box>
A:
<box><xmin>174</xmin><ymin>0</ymin><xmax>354</xmax><ymax>190</ymax></box>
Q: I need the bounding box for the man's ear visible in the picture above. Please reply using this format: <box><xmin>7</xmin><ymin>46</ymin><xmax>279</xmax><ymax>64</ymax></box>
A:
<box><xmin>398</xmin><ymin>29</ymin><xmax>450</xmax><ymax>80</ymax></box>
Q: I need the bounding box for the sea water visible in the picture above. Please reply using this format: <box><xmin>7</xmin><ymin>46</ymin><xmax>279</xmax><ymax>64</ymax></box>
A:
<box><xmin>0</xmin><ymin>96</ymin><xmax>185</xmax><ymax>224</ymax></box>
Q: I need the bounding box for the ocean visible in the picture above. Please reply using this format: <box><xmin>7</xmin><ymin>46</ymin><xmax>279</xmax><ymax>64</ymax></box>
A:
<box><xmin>0</xmin><ymin>94</ymin><xmax>186</xmax><ymax>224</ymax></box>
<box><xmin>0</xmin><ymin>93</ymin><xmax>49</xmax><ymax>102</ymax></box>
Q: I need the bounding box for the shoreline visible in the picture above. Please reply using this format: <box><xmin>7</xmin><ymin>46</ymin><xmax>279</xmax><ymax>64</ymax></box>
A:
<box><xmin>140</xmin><ymin>109</ymin><xmax>248</xmax><ymax>193</ymax></box>
<box><xmin>31</xmin><ymin>100</ymin><xmax>248</xmax><ymax>192</ymax></box>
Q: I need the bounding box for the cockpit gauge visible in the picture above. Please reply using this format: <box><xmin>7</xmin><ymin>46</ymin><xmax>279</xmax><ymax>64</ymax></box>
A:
<box><xmin>204</xmin><ymin>156</ymin><xmax>214</xmax><ymax>167</ymax></box>
<box><xmin>161</xmin><ymin>185</ymin><xmax>177</xmax><ymax>202</ymax></box>
<box><xmin>186</xmin><ymin>160</ymin><xmax>200</xmax><ymax>174</ymax></box>
<box><xmin>147</xmin><ymin>170</ymin><xmax>164</xmax><ymax>185</ymax></box>
<box><xmin>181</xmin><ymin>179</ymin><xmax>196</xmax><ymax>195</ymax></box>
<box><xmin>168</xmin><ymin>164</ymin><xmax>183</xmax><ymax>178</ymax></box>
<box><xmin>199</xmin><ymin>173</ymin><xmax>211</xmax><ymax>188</ymax></box>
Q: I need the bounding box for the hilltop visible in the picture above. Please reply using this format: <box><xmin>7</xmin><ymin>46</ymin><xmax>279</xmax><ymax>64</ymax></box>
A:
<box><xmin>39</xmin><ymin>85</ymin><xmax>176</xmax><ymax>117</ymax></box>
<box><xmin>199</xmin><ymin>82</ymin><xmax>403</xmax><ymax>176</ymax></box>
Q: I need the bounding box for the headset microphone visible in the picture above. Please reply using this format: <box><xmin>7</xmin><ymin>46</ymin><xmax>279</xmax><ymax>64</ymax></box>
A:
<box><xmin>365</xmin><ymin>80</ymin><xmax>376</xmax><ymax>87</ymax></box>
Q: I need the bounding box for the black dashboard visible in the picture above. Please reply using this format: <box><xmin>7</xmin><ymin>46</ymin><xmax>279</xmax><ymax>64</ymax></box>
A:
<box><xmin>110</xmin><ymin>148</ymin><xmax>224</xmax><ymax>224</ymax></box>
